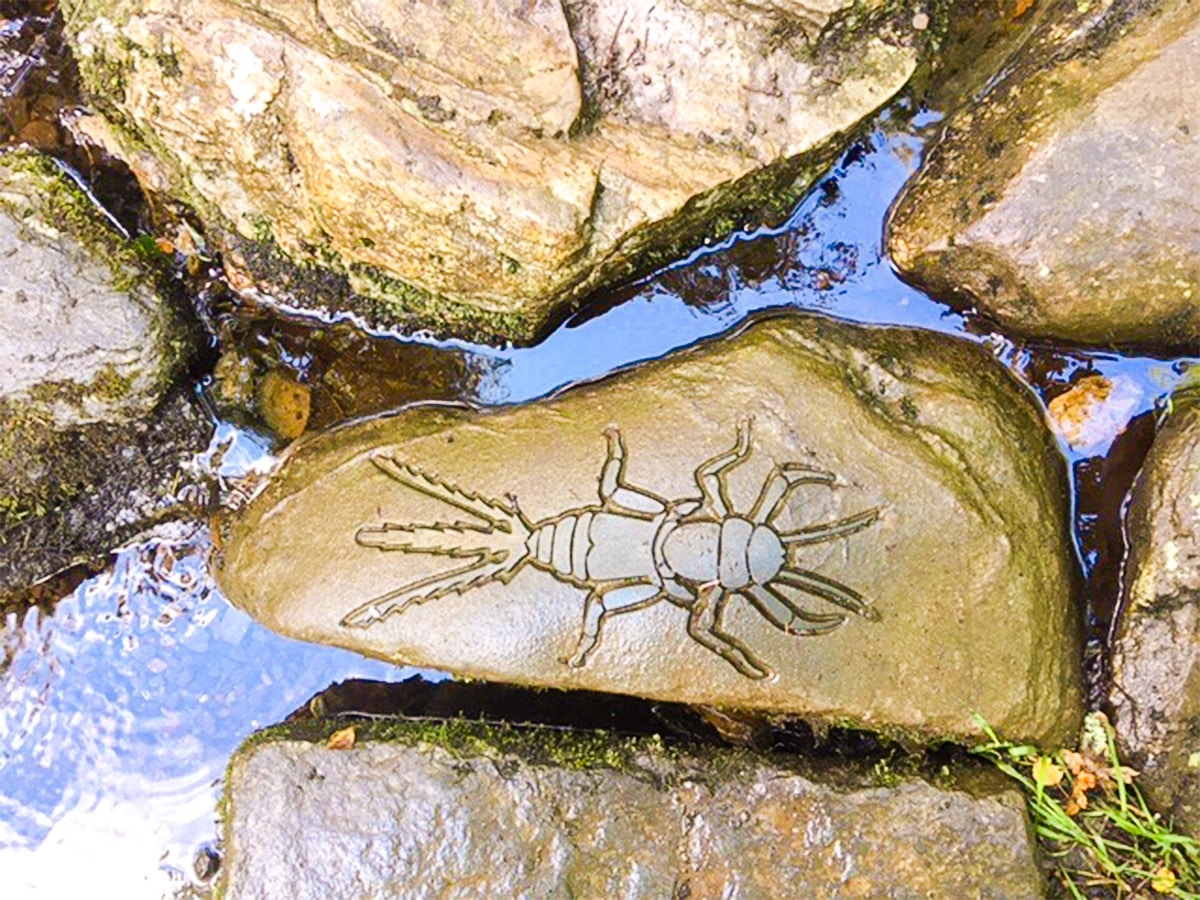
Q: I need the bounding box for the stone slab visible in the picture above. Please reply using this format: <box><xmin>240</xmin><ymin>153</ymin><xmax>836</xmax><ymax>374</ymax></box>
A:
<box><xmin>222</xmin><ymin>727</ymin><xmax>1046</xmax><ymax>899</ymax></box>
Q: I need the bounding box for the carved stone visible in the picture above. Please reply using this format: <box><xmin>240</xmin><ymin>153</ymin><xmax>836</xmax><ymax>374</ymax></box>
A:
<box><xmin>214</xmin><ymin>314</ymin><xmax>1083</xmax><ymax>744</ymax></box>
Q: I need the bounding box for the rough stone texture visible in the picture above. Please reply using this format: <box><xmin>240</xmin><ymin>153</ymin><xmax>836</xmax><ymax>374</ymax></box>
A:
<box><xmin>0</xmin><ymin>149</ymin><xmax>185</xmax><ymax>426</ymax></box>
<box><xmin>0</xmin><ymin>149</ymin><xmax>206</xmax><ymax>601</ymax></box>
<box><xmin>215</xmin><ymin>314</ymin><xmax>1083</xmax><ymax>745</ymax></box>
<box><xmin>1110</xmin><ymin>386</ymin><xmax>1200</xmax><ymax>837</ymax></box>
<box><xmin>61</xmin><ymin>0</ymin><xmax>929</xmax><ymax>340</ymax></box>
<box><xmin>886</xmin><ymin>0</ymin><xmax>1200</xmax><ymax>351</ymax></box>
<box><xmin>222</xmin><ymin>727</ymin><xmax>1046</xmax><ymax>899</ymax></box>
<box><xmin>0</xmin><ymin>391</ymin><xmax>212</xmax><ymax>604</ymax></box>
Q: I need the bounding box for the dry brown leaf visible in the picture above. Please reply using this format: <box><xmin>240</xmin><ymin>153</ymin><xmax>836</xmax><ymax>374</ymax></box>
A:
<box><xmin>1062</xmin><ymin>750</ymin><xmax>1086</xmax><ymax>776</ymax></box>
<box><xmin>1012</xmin><ymin>0</ymin><xmax>1035</xmax><ymax>18</ymax></box>
<box><xmin>326</xmin><ymin>725</ymin><xmax>356</xmax><ymax>750</ymax></box>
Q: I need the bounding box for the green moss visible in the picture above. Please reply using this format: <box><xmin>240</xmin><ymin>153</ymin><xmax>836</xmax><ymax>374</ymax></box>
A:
<box><xmin>235</xmin><ymin>716</ymin><xmax>675</xmax><ymax>777</ymax></box>
<box><xmin>26</xmin><ymin>362</ymin><xmax>137</xmax><ymax>409</ymax></box>
<box><xmin>0</xmin><ymin>402</ymin><xmax>63</xmax><ymax>533</ymax></box>
<box><xmin>347</xmin><ymin>261</ymin><xmax>538</xmax><ymax>344</ymax></box>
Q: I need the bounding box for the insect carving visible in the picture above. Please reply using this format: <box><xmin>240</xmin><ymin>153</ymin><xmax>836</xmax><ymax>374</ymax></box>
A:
<box><xmin>342</xmin><ymin>424</ymin><xmax>881</xmax><ymax>679</ymax></box>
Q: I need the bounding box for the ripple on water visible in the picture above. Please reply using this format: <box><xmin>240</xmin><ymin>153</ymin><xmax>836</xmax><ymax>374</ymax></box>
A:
<box><xmin>0</xmin><ymin>524</ymin><xmax>429</xmax><ymax>896</ymax></box>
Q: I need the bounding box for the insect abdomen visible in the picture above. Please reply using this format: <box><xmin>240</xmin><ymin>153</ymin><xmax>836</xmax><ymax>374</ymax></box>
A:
<box><xmin>528</xmin><ymin>513</ymin><xmax>593</xmax><ymax>582</ymax></box>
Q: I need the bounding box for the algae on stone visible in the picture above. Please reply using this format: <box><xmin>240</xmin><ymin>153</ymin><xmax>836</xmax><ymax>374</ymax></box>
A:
<box><xmin>215</xmin><ymin>313</ymin><xmax>1083</xmax><ymax>745</ymax></box>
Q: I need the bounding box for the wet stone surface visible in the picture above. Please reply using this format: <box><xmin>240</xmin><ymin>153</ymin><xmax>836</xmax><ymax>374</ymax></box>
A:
<box><xmin>0</xmin><ymin>148</ymin><xmax>186</xmax><ymax>426</ymax></box>
<box><xmin>61</xmin><ymin>0</ymin><xmax>930</xmax><ymax>340</ymax></box>
<box><xmin>1110</xmin><ymin>387</ymin><xmax>1200</xmax><ymax>836</ymax></box>
<box><xmin>887</xmin><ymin>0</ymin><xmax>1200</xmax><ymax>351</ymax></box>
<box><xmin>215</xmin><ymin>313</ymin><xmax>1083</xmax><ymax>745</ymax></box>
<box><xmin>222</xmin><ymin>722</ymin><xmax>1046</xmax><ymax>899</ymax></box>
<box><xmin>0</xmin><ymin>148</ymin><xmax>207</xmax><ymax>600</ymax></box>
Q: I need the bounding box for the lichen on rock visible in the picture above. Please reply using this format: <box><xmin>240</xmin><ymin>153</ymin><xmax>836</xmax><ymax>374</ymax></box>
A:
<box><xmin>0</xmin><ymin>148</ymin><xmax>205</xmax><ymax>600</ymax></box>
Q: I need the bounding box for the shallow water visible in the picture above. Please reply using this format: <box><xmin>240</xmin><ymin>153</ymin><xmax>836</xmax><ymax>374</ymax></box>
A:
<box><xmin>1</xmin><ymin>87</ymin><xmax>1196</xmax><ymax>899</ymax></box>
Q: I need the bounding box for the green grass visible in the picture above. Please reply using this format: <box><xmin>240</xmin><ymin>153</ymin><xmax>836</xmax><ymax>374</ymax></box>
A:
<box><xmin>972</xmin><ymin>712</ymin><xmax>1200</xmax><ymax>898</ymax></box>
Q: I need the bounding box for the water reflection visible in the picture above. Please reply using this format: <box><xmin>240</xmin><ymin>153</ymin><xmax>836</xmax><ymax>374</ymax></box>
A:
<box><xmin>0</xmin><ymin>525</ymin><xmax>424</xmax><ymax>895</ymax></box>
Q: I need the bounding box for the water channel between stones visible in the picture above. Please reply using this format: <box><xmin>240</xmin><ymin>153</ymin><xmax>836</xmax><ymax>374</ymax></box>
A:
<box><xmin>1</xmin><ymin>105</ymin><xmax>1195</xmax><ymax>894</ymax></box>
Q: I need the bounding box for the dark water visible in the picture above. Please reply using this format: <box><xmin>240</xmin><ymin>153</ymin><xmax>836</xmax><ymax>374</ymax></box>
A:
<box><xmin>1</xmin><ymin>35</ymin><xmax>1196</xmax><ymax>897</ymax></box>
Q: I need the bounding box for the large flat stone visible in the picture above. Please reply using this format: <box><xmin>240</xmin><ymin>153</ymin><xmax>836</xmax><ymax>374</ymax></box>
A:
<box><xmin>886</xmin><ymin>0</ymin><xmax>1200</xmax><ymax>351</ymax></box>
<box><xmin>215</xmin><ymin>314</ymin><xmax>1083</xmax><ymax>744</ymax></box>
<box><xmin>61</xmin><ymin>0</ymin><xmax>928</xmax><ymax>339</ymax></box>
<box><xmin>222</xmin><ymin>724</ymin><xmax>1046</xmax><ymax>898</ymax></box>
<box><xmin>1110</xmin><ymin>387</ymin><xmax>1200</xmax><ymax>836</ymax></box>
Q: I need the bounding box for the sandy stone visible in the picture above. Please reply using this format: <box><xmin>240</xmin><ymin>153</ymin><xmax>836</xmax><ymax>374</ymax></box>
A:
<box><xmin>61</xmin><ymin>0</ymin><xmax>927</xmax><ymax>338</ymax></box>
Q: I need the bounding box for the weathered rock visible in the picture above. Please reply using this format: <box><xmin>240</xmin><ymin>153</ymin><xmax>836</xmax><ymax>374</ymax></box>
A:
<box><xmin>61</xmin><ymin>0</ymin><xmax>930</xmax><ymax>340</ymax></box>
<box><xmin>0</xmin><ymin>149</ymin><xmax>205</xmax><ymax>601</ymax></box>
<box><xmin>0</xmin><ymin>149</ymin><xmax>185</xmax><ymax>427</ymax></box>
<box><xmin>222</xmin><ymin>722</ymin><xmax>1046</xmax><ymax>899</ymax></box>
<box><xmin>215</xmin><ymin>314</ymin><xmax>1083</xmax><ymax>744</ymax></box>
<box><xmin>887</xmin><ymin>0</ymin><xmax>1200</xmax><ymax>351</ymax></box>
<box><xmin>1110</xmin><ymin>386</ymin><xmax>1200</xmax><ymax>836</ymax></box>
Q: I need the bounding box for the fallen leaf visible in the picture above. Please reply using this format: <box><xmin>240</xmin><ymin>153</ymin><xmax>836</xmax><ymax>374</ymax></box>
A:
<box><xmin>326</xmin><ymin>725</ymin><xmax>356</xmax><ymax>750</ymax></box>
<box><xmin>1033</xmin><ymin>756</ymin><xmax>1065</xmax><ymax>788</ymax></box>
<box><xmin>1152</xmin><ymin>867</ymin><xmax>1177</xmax><ymax>893</ymax></box>
<box><xmin>1065</xmin><ymin>791</ymin><xmax>1088</xmax><ymax>816</ymax></box>
<box><xmin>1062</xmin><ymin>750</ymin><xmax>1086</xmax><ymax>776</ymax></box>
<box><xmin>1046</xmin><ymin>375</ymin><xmax>1142</xmax><ymax>453</ymax></box>
<box><xmin>1012</xmin><ymin>0</ymin><xmax>1035</xmax><ymax>18</ymax></box>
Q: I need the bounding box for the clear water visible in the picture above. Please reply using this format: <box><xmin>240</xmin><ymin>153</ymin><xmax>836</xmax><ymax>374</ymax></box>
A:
<box><xmin>1</xmin><ymin>100</ymin><xmax>1195</xmax><ymax>897</ymax></box>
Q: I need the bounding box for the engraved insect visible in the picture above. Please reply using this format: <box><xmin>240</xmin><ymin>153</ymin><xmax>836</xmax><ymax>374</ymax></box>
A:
<box><xmin>342</xmin><ymin>424</ymin><xmax>881</xmax><ymax>679</ymax></box>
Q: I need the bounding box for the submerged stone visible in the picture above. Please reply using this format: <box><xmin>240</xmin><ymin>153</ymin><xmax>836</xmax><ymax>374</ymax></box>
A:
<box><xmin>222</xmin><ymin>723</ymin><xmax>1045</xmax><ymax>898</ymax></box>
<box><xmin>215</xmin><ymin>314</ymin><xmax>1082</xmax><ymax>744</ymax></box>
<box><xmin>61</xmin><ymin>0</ymin><xmax>930</xmax><ymax>340</ymax></box>
<box><xmin>1110</xmin><ymin>387</ymin><xmax>1200</xmax><ymax>837</ymax></box>
<box><xmin>886</xmin><ymin>0</ymin><xmax>1200</xmax><ymax>351</ymax></box>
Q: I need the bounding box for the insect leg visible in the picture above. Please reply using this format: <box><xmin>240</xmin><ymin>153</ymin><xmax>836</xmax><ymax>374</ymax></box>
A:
<box><xmin>564</xmin><ymin>580</ymin><xmax>663</xmax><ymax>668</ymax></box>
<box><xmin>694</xmin><ymin>422</ymin><xmax>753</xmax><ymax>518</ymax></box>
<box><xmin>598</xmin><ymin>428</ymin><xmax>667</xmax><ymax>514</ymax></box>
<box><xmin>685</xmin><ymin>585</ymin><xmax>772</xmax><ymax>679</ymax></box>
<box><xmin>341</xmin><ymin>553</ymin><xmax>514</xmax><ymax>627</ymax></box>
<box><xmin>748</xmin><ymin>464</ymin><xmax>835</xmax><ymax>524</ymax></box>
<box><xmin>744</xmin><ymin>584</ymin><xmax>845</xmax><ymax>635</ymax></box>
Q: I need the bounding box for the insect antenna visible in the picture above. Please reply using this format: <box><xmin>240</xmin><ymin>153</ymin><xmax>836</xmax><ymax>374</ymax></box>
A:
<box><xmin>780</xmin><ymin>507</ymin><xmax>879</xmax><ymax>546</ymax></box>
<box><xmin>370</xmin><ymin>455</ymin><xmax>525</xmax><ymax>531</ymax></box>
